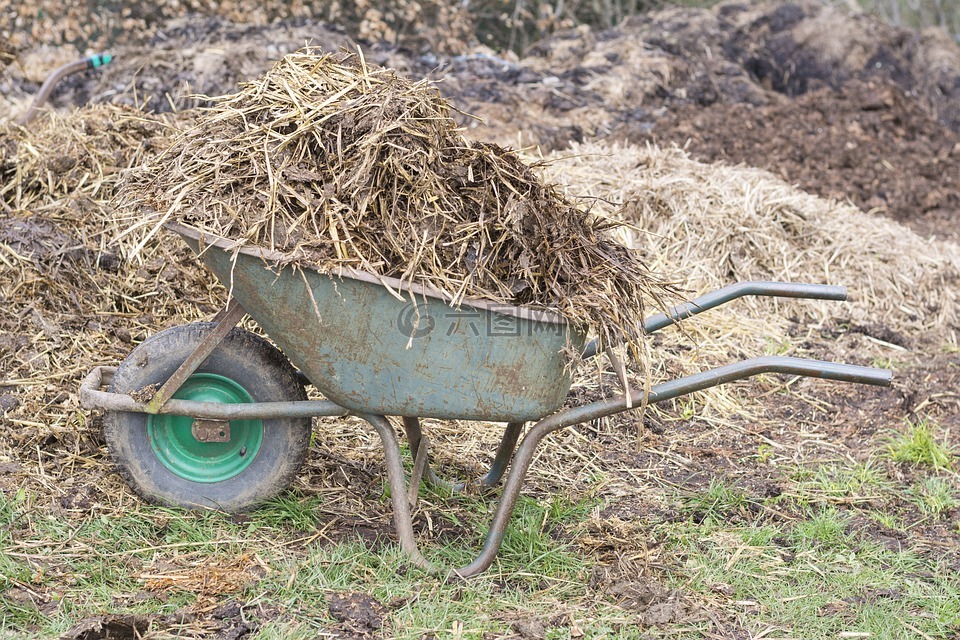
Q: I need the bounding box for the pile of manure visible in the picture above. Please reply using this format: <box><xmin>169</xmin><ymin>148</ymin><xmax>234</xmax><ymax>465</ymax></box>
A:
<box><xmin>122</xmin><ymin>48</ymin><xmax>676</xmax><ymax>366</ymax></box>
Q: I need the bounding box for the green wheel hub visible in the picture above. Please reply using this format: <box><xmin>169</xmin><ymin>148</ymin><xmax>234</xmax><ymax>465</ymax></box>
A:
<box><xmin>147</xmin><ymin>373</ymin><xmax>263</xmax><ymax>483</ymax></box>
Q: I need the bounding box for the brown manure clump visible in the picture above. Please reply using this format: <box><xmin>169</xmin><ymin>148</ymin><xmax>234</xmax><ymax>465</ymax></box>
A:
<box><xmin>122</xmin><ymin>48</ymin><xmax>674</xmax><ymax>366</ymax></box>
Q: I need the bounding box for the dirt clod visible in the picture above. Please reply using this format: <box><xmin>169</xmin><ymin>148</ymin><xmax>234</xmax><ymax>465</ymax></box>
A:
<box><xmin>591</xmin><ymin>565</ymin><xmax>706</xmax><ymax>627</ymax></box>
<box><xmin>328</xmin><ymin>592</ymin><xmax>387</xmax><ymax>633</ymax></box>
<box><xmin>511</xmin><ymin>616</ymin><xmax>548</xmax><ymax>639</ymax></box>
<box><xmin>0</xmin><ymin>393</ymin><xmax>19</xmax><ymax>412</ymax></box>
<box><xmin>59</xmin><ymin>614</ymin><xmax>150</xmax><ymax>640</ymax></box>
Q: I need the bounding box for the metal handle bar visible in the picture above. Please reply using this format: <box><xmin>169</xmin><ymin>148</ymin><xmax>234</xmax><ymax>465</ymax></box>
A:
<box><xmin>381</xmin><ymin>355</ymin><xmax>891</xmax><ymax>579</ymax></box>
<box><xmin>581</xmin><ymin>281</ymin><xmax>848</xmax><ymax>359</ymax></box>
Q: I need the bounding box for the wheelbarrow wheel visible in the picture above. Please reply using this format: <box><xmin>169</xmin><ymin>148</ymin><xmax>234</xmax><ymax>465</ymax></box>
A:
<box><xmin>103</xmin><ymin>322</ymin><xmax>312</xmax><ymax>512</ymax></box>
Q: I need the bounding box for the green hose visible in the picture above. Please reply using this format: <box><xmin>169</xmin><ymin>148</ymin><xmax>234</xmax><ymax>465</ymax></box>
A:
<box><xmin>15</xmin><ymin>52</ymin><xmax>114</xmax><ymax>126</ymax></box>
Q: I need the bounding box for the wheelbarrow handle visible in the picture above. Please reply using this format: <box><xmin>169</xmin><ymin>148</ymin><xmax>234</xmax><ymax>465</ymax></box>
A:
<box><xmin>366</xmin><ymin>354</ymin><xmax>891</xmax><ymax>579</ymax></box>
<box><xmin>582</xmin><ymin>281</ymin><xmax>847</xmax><ymax>359</ymax></box>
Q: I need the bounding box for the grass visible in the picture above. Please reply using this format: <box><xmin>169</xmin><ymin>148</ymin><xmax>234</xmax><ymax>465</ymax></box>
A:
<box><xmin>655</xmin><ymin>430</ymin><xmax>960</xmax><ymax>638</ymax></box>
<box><xmin>255</xmin><ymin>533</ymin><xmax>595</xmax><ymax>638</ymax></box>
<box><xmin>785</xmin><ymin>458</ymin><xmax>892</xmax><ymax>506</ymax></box>
<box><xmin>4</xmin><ymin>410</ymin><xmax>959</xmax><ymax>640</ymax></box>
<box><xmin>679</xmin><ymin>478</ymin><xmax>749</xmax><ymax>524</ymax></box>
<box><xmin>663</xmin><ymin>482</ymin><xmax>960</xmax><ymax>639</ymax></box>
<box><xmin>2</xmin><ymin>412</ymin><xmax>958</xmax><ymax>639</ymax></box>
<box><xmin>5</xmin><ymin>440</ymin><xmax>959</xmax><ymax>639</ymax></box>
<box><xmin>910</xmin><ymin>476</ymin><xmax>957</xmax><ymax>519</ymax></box>
<box><xmin>886</xmin><ymin>419</ymin><xmax>955</xmax><ymax>469</ymax></box>
<box><xmin>0</xmin><ymin>485</ymin><xmax>619</xmax><ymax>639</ymax></box>
<box><xmin>661</xmin><ymin>510</ymin><xmax>960</xmax><ymax>639</ymax></box>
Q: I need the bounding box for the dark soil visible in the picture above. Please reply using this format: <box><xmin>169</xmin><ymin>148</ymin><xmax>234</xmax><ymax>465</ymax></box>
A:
<box><xmin>326</xmin><ymin>592</ymin><xmax>388</xmax><ymax>638</ymax></box>
<box><xmin>625</xmin><ymin>81</ymin><xmax>960</xmax><ymax>243</ymax></box>
<box><xmin>60</xmin><ymin>615</ymin><xmax>151</xmax><ymax>640</ymax></box>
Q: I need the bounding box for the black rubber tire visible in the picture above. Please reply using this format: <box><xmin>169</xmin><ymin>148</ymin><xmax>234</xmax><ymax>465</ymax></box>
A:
<box><xmin>104</xmin><ymin>322</ymin><xmax>312</xmax><ymax>512</ymax></box>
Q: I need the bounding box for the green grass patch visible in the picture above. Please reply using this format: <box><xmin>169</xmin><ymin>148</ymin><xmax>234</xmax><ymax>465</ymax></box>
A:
<box><xmin>242</xmin><ymin>491</ymin><xmax>620</xmax><ymax>639</ymax></box>
<box><xmin>886</xmin><ymin>419</ymin><xmax>954</xmax><ymax>469</ymax></box>
<box><xmin>659</xmin><ymin>505</ymin><xmax>960</xmax><ymax>638</ymax></box>
<box><xmin>679</xmin><ymin>478</ymin><xmax>749</xmax><ymax>525</ymax></box>
<box><xmin>1</xmin><ymin>487</ymin><xmax>636</xmax><ymax>639</ymax></box>
<box><xmin>785</xmin><ymin>458</ymin><xmax>892</xmax><ymax>506</ymax></box>
<box><xmin>5</xmin><ymin>452</ymin><xmax>958</xmax><ymax>639</ymax></box>
<box><xmin>909</xmin><ymin>475</ymin><xmax>958</xmax><ymax>519</ymax></box>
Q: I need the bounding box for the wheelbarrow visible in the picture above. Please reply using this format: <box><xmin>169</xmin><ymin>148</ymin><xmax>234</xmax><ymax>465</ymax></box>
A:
<box><xmin>79</xmin><ymin>221</ymin><xmax>893</xmax><ymax>578</ymax></box>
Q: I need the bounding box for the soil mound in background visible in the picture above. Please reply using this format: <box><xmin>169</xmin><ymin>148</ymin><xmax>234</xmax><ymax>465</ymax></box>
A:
<box><xmin>0</xmin><ymin>0</ymin><xmax>476</xmax><ymax>55</ymax></box>
<box><xmin>427</xmin><ymin>0</ymin><xmax>960</xmax><ymax>142</ymax></box>
<box><xmin>620</xmin><ymin>79</ymin><xmax>960</xmax><ymax>243</ymax></box>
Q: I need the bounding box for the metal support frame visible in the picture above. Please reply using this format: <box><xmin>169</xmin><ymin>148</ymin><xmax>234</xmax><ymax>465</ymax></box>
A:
<box><xmin>359</xmin><ymin>355</ymin><xmax>891</xmax><ymax>579</ymax></box>
<box><xmin>400</xmin><ymin>417</ymin><xmax>526</xmax><ymax>496</ymax></box>
<box><xmin>82</xmin><ymin>354</ymin><xmax>890</xmax><ymax>578</ymax></box>
<box><xmin>78</xmin><ymin>280</ymin><xmax>895</xmax><ymax>578</ymax></box>
<box><xmin>144</xmin><ymin>300</ymin><xmax>247</xmax><ymax>413</ymax></box>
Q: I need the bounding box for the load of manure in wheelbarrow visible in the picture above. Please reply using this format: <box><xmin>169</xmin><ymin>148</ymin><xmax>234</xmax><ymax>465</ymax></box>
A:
<box><xmin>121</xmin><ymin>47</ymin><xmax>675</xmax><ymax>366</ymax></box>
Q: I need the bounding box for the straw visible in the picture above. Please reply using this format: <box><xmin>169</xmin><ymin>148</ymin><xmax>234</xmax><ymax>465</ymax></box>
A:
<box><xmin>121</xmin><ymin>48</ymin><xmax>678</xmax><ymax>370</ymax></box>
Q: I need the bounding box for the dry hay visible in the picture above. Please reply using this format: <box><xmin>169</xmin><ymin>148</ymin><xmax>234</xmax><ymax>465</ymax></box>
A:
<box><xmin>1</xmin><ymin>104</ymin><xmax>184</xmax><ymax>215</ymax></box>
<box><xmin>122</xmin><ymin>48</ymin><xmax>675</xmax><ymax>368</ymax></box>
<box><xmin>139</xmin><ymin>553</ymin><xmax>258</xmax><ymax>605</ymax></box>
<box><xmin>542</xmin><ymin>141</ymin><xmax>960</xmax><ymax>346</ymax></box>
<box><xmin>0</xmin><ymin>104</ymin><xmax>206</xmax><ymax>460</ymax></box>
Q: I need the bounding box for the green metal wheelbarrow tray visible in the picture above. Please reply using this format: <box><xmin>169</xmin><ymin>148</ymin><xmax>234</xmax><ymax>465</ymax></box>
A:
<box><xmin>79</xmin><ymin>222</ymin><xmax>892</xmax><ymax>578</ymax></box>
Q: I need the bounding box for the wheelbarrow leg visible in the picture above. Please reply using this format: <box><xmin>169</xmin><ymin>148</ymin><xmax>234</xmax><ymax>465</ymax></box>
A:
<box><xmin>401</xmin><ymin>417</ymin><xmax>458</xmax><ymax>495</ymax></box>
<box><xmin>445</xmin><ymin>417</ymin><xmax>567</xmax><ymax>578</ymax></box>
<box><xmin>401</xmin><ymin>417</ymin><xmax>525</xmax><ymax>492</ymax></box>
<box><xmin>364</xmin><ymin>357</ymin><xmax>892</xmax><ymax>579</ymax></box>
<box><xmin>361</xmin><ymin>414</ymin><xmax>435</xmax><ymax>573</ymax></box>
<box><xmin>481</xmin><ymin>421</ymin><xmax>524</xmax><ymax>487</ymax></box>
<box><xmin>361</xmin><ymin>413</ymin><xmax>563</xmax><ymax>579</ymax></box>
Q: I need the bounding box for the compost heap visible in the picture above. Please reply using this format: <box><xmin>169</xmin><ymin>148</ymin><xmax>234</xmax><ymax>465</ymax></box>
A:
<box><xmin>122</xmin><ymin>48</ymin><xmax>674</xmax><ymax>366</ymax></box>
<box><xmin>543</xmin><ymin>142</ymin><xmax>960</xmax><ymax>340</ymax></box>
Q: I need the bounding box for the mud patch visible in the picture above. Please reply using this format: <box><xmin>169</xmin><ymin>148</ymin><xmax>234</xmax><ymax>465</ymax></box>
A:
<box><xmin>590</xmin><ymin>565</ymin><xmax>707</xmax><ymax>627</ymax></box>
<box><xmin>60</xmin><ymin>614</ymin><xmax>150</xmax><ymax>640</ymax></box>
<box><xmin>326</xmin><ymin>592</ymin><xmax>387</xmax><ymax>638</ymax></box>
<box><xmin>207</xmin><ymin>600</ymin><xmax>259</xmax><ymax>640</ymax></box>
